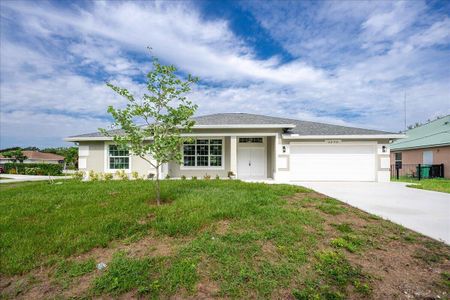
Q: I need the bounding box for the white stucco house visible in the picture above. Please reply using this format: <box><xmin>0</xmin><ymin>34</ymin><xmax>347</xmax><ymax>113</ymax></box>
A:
<box><xmin>65</xmin><ymin>113</ymin><xmax>404</xmax><ymax>182</ymax></box>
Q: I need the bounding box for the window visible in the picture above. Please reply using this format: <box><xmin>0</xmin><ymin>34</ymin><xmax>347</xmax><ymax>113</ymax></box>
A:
<box><xmin>423</xmin><ymin>151</ymin><xmax>433</xmax><ymax>165</ymax></box>
<box><xmin>109</xmin><ymin>145</ymin><xmax>129</xmax><ymax>169</ymax></box>
<box><xmin>183</xmin><ymin>139</ymin><xmax>223</xmax><ymax>167</ymax></box>
<box><xmin>239</xmin><ymin>137</ymin><xmax>263</xmax><ymax>143</ymax></box>
<box><xmin>395</xmin><ymin>152</ymin><xmax>402</xmax><ymax>162</ymax></box>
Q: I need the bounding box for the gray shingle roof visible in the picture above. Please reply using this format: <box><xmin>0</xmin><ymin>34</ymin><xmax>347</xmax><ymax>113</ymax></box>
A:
<box><xmin>193</xmin><ymin>113</ymin><xmax>393</xmax><ymax>135</ymax></box>
<box><xmin>67</xmin><ymin>113</ymin><xmax>393</xmax><ymax>138</ymax></box>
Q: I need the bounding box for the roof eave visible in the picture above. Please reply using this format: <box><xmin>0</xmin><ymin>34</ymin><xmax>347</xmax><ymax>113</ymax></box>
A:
<box><xmin>282</xmin><ymin>134</ymin><xmax>406</xmax><ymax>140</ymax></box>
<box><xmin>192</xmin><ymin>124</ymin><xmax>296</xmax><ymax>129</ymax></box>
<box><xmin>391</xmin><ymin>142</ymin><xmax>450</xmax><ymax>151</ymax></box>
<box><xmin>64</xmin><ymin>137</ymin><xmax>114</xmax><ymax>142</ymax></box>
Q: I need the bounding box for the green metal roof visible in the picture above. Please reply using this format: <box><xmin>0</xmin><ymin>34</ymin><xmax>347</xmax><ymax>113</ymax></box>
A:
<box><xmin>391</xmin><ymin>115</ymin><xmax>450</xmax><ymax>150</ymax></box>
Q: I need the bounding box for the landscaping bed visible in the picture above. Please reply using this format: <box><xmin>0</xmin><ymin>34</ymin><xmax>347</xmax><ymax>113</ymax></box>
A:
<box><xmin>0</xmin><ymin>180</ymin><xmax>448</xmax><ymax>299</ymax></box>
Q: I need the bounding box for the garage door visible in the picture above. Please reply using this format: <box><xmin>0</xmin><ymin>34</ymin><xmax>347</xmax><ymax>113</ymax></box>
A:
<box><xmin>290</xmin><ymin>144</ymin><xmax>376</xmax><ymax>181</ymax></box>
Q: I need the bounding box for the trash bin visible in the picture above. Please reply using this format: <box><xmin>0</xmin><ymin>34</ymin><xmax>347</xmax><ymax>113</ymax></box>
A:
<box><xmin>417</xmin><ymin>165</ymin><xmax>431</xmax><ymax>179</ymax></box>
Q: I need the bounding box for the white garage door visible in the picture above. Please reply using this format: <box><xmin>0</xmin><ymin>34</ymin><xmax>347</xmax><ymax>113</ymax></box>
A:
<box><xmin>290</xmin><ymin>144</ymin><xmax>376</xmax><ymax>181</ymax></box>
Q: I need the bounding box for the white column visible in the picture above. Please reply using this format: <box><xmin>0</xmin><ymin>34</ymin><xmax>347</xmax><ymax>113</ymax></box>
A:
<box><xmin>230</xmin><ymin>136</ymin><xmax>237</xmax><ymax>176</ymax></box>
<box><xmin>273</xmin><ymin>134</ymin><xmax>279</xmax><ymax>180</ymax></box>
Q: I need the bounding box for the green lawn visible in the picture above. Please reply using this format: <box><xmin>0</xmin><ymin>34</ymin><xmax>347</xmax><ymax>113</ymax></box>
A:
<box><xmin>1</xmin><ymin>180</ymin><xmax>448</xmax><ymax>299</ymax></box>
<box><xmin>392</xmin><ymin>177</ymin><xmax>450</xmax><ymax>193</ymax></box>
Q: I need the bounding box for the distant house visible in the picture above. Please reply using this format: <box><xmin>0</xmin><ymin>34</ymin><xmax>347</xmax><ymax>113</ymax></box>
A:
<box><xmin>0</xmin><ymin>151</ymin><xmax>65</xmax><ymax>165</ymax></box>
<box><xmin>390</xmin><ymin>115</ymin><xmax>450</xmax><ymax>178</ymax></box>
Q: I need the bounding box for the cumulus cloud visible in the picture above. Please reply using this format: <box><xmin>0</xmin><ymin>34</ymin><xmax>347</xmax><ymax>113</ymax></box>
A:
<box><xmin>0</xmin><ymin>0</ymin><xmax>449</xmax><ymax>148</ymax></box>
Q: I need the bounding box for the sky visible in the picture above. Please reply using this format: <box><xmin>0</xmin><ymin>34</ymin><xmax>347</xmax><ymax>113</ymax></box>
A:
<box><xmin>0</xmin><ymin>0</ymin><xmax>449</xmax><ymax>148</ymax></box>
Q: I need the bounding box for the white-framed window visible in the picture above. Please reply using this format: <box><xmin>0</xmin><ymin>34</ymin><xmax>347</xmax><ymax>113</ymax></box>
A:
<box><xmin>108</xmin><ymin>145</ymin><xmax>130</xmax><ymax>169</ymax></box>
<box><xmin>182</xmin><ymin>138</ymin><xmax>223</xmax><ymax>168</ymax></box>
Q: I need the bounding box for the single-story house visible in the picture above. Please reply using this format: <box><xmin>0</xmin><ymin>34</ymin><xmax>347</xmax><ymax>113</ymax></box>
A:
<box><xmin>390</xmin><ymin>115</ymin><xmax>450</xmax><ymax>178</ymax></box>
<box><xmin>65</xmin><ymin>113</ymin><xmax>404</xmax><ymax>182</ymax></box>
<box><xmin>0</xmin><ymin>151</ymin><xmax>65</xmax><ymax>165</ymax></box>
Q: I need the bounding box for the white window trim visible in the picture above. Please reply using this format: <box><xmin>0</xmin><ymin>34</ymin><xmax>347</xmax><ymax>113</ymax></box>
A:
<box><xmin>181</xmin><ymin>137</ymin><xmax>225</xmax><ymax>170</ymax></box>
<box><xmin>104</xmin><ymin>141</ymin><xmax>132</xmax><ymax>173</ymax></box>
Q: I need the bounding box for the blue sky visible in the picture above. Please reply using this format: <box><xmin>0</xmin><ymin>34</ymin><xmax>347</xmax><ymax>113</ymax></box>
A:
<box><xmin>1</xmin><ymin>0</ymin><xmax>449</xmax><ymax>148</ymax></box>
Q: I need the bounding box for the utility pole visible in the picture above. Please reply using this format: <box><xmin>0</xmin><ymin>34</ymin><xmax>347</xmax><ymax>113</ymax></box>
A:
<box><xmin>404</xmin><ymin>92</ymin><xmax>407</xmax><ymax>132</ymax></box>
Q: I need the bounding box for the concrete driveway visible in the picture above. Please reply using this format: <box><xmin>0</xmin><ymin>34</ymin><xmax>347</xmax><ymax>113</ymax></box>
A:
<box><xmin>294</xmin><ymin>181</ymin><xmax>450</xmax><ymax>244</ymax></box>
<box><xmin>0</xmin><ymin>174</ymin><xmax>71</xmax><ymax>183</ymax></box>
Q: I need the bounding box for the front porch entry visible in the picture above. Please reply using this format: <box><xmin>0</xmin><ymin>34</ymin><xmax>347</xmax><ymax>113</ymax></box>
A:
<box><xmin>233</xmin><ymin>136</ymin><xmax>273</xmax><ymax>180</ymax></box>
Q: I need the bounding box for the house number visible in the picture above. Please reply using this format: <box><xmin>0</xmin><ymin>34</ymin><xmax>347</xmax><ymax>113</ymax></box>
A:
<box><xmin>325</xmin><ymin>140</ymin><xmax>341</xmax><ymax>144</ymax></box>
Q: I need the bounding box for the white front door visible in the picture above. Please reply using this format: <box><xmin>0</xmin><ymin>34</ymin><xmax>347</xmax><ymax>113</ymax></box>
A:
<box><xmin>238</xmin><ymin>147</ymin><xmax>266</xmax><ymax>179</ymax></box>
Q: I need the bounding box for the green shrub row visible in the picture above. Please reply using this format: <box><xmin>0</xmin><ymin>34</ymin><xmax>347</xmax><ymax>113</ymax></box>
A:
<box><xmin>3</xmin><ymin>163</ymin><xmax>63</xmax><ymax>176</ymax></box>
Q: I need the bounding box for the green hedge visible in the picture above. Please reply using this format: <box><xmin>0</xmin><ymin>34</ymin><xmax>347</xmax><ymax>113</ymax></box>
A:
<box><xmin>3</xmin><ymin>163</ymin><xmax>63</xmax><ymax>176</ymax></box>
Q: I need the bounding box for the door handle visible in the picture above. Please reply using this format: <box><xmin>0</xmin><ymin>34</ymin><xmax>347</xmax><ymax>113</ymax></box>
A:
<box><xmin>249</xmin><ymin>161</ymin><xmax>251</xmax><ymax>166</ymax></box>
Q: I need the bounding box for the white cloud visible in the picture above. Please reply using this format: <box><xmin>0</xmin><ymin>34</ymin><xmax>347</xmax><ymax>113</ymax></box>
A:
<box><xmin>0</xmin><ymin>0</ymin><xmax>449</xmax><ymax>148</ymax></box>
<box><xmin>361</xmin><ymin>1</ymin><xmax>424</xmax><ymax>44</ymax></box>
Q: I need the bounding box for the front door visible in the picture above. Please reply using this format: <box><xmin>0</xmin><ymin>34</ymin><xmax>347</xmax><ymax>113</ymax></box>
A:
<box><xmin>237</xmin><ymin>147</ymin><xmax>266</xmax><ymax>179</ymax></box>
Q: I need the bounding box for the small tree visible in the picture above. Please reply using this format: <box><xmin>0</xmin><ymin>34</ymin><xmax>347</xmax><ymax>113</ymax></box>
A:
<box><xmin>3</xmin><ymin>149</ymin><xmax>27</xmax><ymax>173</ymax></box>
<box><xmin>3</xmin><ymin>149</ymin><xmax>27</xmax><ymax>163</ymax></box>
<box><xmin>101</xmin><ymin>55</ymin><xmax>198</xmax><ymax>205</ymax></box>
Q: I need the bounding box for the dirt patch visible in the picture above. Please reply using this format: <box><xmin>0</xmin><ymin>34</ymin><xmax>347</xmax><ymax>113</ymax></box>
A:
<box><xmin>62</xmin><ymin>272</ymin><xmax>98</xmax><ymax>298</ymax></box>
<box><xmin>347</xmin><ymin>239</ymin><xmax>449</xmax><ymax>299</ymax></box>
<box><xmin>215</xmin><ymin>220</ymin><xmax>230</xmax><ymax>235</ymax></box>
<box><xmin>124</xmin><ymin>236</ymin><xmax>175</xmax><ymax>257</ymax></box>
<box><xmin>147</xmin><ymin>198</ymin><xmax>173</xmax><ymax>206</ymax></box>
<box><xmin>261</xmin><ymin>241</ymin><xmax>279</xmax><ymax>259</ymax></box>
<box><xmin>195</xmin><ymin>280</ymin><xmax>221</xmax><ymax>299</ymax></box>
<box><xmin>0</xmin><ymin>233</ymin><xmax>183</xmax><ymax>299</ymax></box>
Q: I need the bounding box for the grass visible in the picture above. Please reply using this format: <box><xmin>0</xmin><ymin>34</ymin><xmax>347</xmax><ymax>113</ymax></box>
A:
<box><xmin>1</xmin><ymin>179</ymin><xmax>449</xmax><ymax>299</ymax></box>
<box><xmin>293</xmin><ymin>250</ymin><xmax>371</xmax><ymax>299</ymax></box>
<box><xmin>392</xmin><ymin>177</ymin><xmax>450</xmax><ymax>193</ymax></box>
<box><xmin>0</xmin><ymin>180</ymin><xmax>301</xmax><ymax>275</ymax></box>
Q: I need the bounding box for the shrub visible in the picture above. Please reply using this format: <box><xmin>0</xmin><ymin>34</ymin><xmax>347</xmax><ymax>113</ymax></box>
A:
<box><xmin>181</xmin><ymin>175</ymin><xmax>187</xmax><ymax>180</ymax></box>
<box><xmin>165</xmin><ymin>174</ymin><xmax>171</xmax><ymax>180</ymax></box>
<box><xmin>215</xmin><ymin>175</ymin><xmax>220</xmax><ymax>180</ymax></box>
<box><xmin>3</xmin><ymin>163</ymin><xmax>63</xmax><ymax>176</ymax></box>
<box><xmin>191</xmin><ymin>176</ymin><xmax>197</xmax><ymax>180</ymax></box>
<box><xmin>89</xmin><ymin>170</ymin><xmax>100</xmax><ymax>181</ymax></box>
<box><xmin>132</xmin><ymin>171</ymin><xmax>140</xmax><ymax>180</ymax></box>
<box><xmin>115</xmin><ymin>170</ymin><xmax>129</xmax><ymax>180</ymax></box>
<box><xmin>104</xmin><ymin>173</ymin><xmax>113</xmax><ymax>181</ymax></box>
<box><xmin>227</xmin><ymin>171</ymin><xmax>235</xmax><ymax>179</ymax></box>
<box><xmin>203</xmin><ymin>174</ymin><xmax>211</xmax><ymax>180</ymax></box>
<box><xmin>25</xmin><ymin>167</ymin><xmax>39</xmax><ymax>175</ymax></box>
<box><xmin>73</xmin><ymin>171</ymin><xmax>84</xmax><ymax>181</ymax></box>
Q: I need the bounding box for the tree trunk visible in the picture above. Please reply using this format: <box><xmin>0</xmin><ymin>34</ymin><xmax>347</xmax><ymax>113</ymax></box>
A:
<box><xmin>155</xmin><ymin>165</ymin><xmax>161</xmax><ymax>205</ymax></box>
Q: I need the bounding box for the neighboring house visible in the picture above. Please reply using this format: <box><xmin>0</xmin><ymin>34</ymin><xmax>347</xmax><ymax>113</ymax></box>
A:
<box><xmin>0</xmin><ymin>151</ymin><xmax>65</xmax><ymax>165</ymax></box>
<box><xmin>390</xmin><ymin>115</ymin><xmax>450</xmax><ymax>178</ymax></box>
<box><xmin>65</xmin><ymin>113</ymin><xmax>403</xmax><ymax>182</ymax></box>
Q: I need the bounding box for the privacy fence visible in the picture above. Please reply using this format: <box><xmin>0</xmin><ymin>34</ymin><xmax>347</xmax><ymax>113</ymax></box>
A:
<box><xmin>391</xmin><ymin>164</ymin><xmax>445</xmax><ymax>180</ymax></box>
